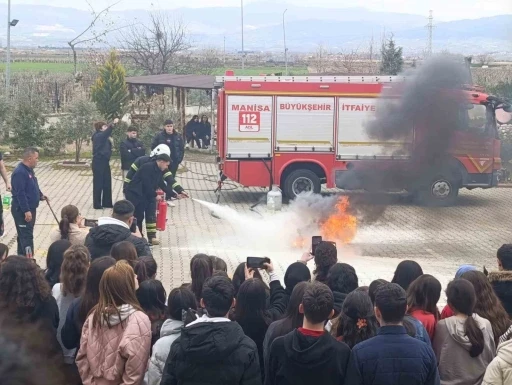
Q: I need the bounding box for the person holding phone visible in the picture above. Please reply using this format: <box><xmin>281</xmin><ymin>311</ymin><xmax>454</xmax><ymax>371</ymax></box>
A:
<box><xmin>50</xmin><ymin>205</ymin><xmax>90</xmax><ymax>246</ymax></box>
<box><xmin>92</xmin><ymin>118</ymin><xmax>119</xmax><ymax>210</ymax></box>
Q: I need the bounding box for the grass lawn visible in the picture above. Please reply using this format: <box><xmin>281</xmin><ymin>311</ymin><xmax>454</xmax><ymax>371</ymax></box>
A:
<box><xmin>0</xmin><ymin>62</ymin><xmax>309</xmax><ymax>76</ymax></box>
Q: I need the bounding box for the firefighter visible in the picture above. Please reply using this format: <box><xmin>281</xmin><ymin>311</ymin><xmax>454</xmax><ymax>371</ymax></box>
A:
<box><xmin>123</xmin><ymin>145</ymin><xmax>188</xmax><ymax>245</ymax></box>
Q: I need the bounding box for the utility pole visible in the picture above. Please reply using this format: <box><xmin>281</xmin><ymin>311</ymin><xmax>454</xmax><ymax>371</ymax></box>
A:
<box><xmin>241</xmin><ymin>0</ymin><xmax>245</xmax><ymax>71</ymax></box>
<box><xmin>283</xmin><ymin>9</ymin><xmax>288</xmax><ymax>75</ymax></box>
<box><xmin>426</xmin><ymin>10</ymin><xmax>434</xmax><ymax>57</ymax></box>
<box><xmin>6</xmin><ymin>0</ymin><xmax>11</xmax><ymax>93</ymax></box>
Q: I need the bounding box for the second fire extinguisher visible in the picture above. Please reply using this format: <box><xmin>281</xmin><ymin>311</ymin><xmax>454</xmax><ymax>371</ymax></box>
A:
<box><xmin>156</xmin><ymin>190</ymin><xmax>167</xmax><ymax>231</ymax></box>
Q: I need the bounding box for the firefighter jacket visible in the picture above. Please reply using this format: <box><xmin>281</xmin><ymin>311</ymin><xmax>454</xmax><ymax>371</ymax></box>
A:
<box><xmin>123</xmin><ymin>156</ymin><xmax>184</xmax><ymax>198</ymax></box>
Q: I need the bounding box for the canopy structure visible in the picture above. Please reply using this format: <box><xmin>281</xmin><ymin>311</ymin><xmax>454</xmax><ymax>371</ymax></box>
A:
<box><xmin>125</xmin><ymin>74</ymin><xmax>216</xmax><ymax>135</ymax></box>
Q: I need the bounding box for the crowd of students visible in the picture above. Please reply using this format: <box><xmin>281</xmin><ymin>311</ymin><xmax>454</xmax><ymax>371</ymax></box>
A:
<box><xmin>1</xmin><ymin>205</ymin><xmax>512</xmax><ymax>385</ymax></box>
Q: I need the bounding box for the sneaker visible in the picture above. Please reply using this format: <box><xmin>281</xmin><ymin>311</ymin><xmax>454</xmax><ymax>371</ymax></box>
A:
<box><xmin>149</xmin><ymin>238</ymin><xmax>160</xmax><ymax>246</ymax></box>
<box><xmin>185</xmin><ymin>143</ymin><xmax>189</xmax><ymax>149</ymax></box>
<box><xmin>167</xmin><ymin>201</ymin><xmax>176</xmax><ymax>207</ymax></box>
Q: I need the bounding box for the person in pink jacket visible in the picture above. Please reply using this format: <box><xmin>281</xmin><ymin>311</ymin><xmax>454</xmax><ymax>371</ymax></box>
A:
<box><xmin>76</xmin><ymin>260</ymin><xmax>152</xmax><ymax>385</ymax></box>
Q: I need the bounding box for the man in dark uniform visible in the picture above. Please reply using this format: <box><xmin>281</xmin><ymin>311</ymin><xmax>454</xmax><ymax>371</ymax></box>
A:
<box><xmin>151</xmin><ymin>119</ymin><xmax>185</xmax><ymax>178</ymax></box>
<box><xmin>0</xmin><ymin>151</ymin><xmax>11</xmax><ymax>236</ymax></box>
<box><xmin>120</xmin><ymin>126</ymin><xmax>146</xmax><ymax>178</ymax></box>
<box><xmin>124</xmin><ymin>147</ymin><xmax>188</xmax><ymax>246</ymax></box>
<box><xmin>11</xmin><ymin>147</ymin><xmax>48</xmax><ymax>256</ymax></box>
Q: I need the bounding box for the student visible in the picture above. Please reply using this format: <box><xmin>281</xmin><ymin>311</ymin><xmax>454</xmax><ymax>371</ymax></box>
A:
<box><xmin>151</xmin><ymin>120</ymin><xmax>185</xmax><ymax>178</ymax></box>
<box><xmin>50</xmin><ymin>204</ymin><xmax>89</xmax><ymax>245</ymax></box>
<box><xmin>265</xmin><ymin>282</ymin><xmax>351</xmax><ymax>385</ymax></box>
<box><xmin>52</xmin><ymin>245</ymin><xmax>90</xmax><ymax>365</ymax></box>
<box><xmin>488</xmin><ymin>244</ymin><xmax>512</xmax><ymax>316</ymax></box>
<box><xmin>434</xmin><ymin>278</ymin><xmax>495</xmax><ymax>385</ymax></box>
<box><xmin>0</xmin><ymin>256</ymin><xmax>59</xmax><ymax>344</ymax></box>
<box><xmin>391</xmin><ymin>260</ymin><xmax>423</xmax><ymax>291</ymax></box>
<box><xmin>110</xmin><ymin>240</ymin><xmax>138</xmax><ymax>265</ymax></box>
<box><xmin>199</xmin><ymin>115</ymin><xmax>212</xmax><ymax>149</ymax></box>
<box><xmin>190</xmin><ymin>253</ymin><xmax>214</xmax><ymax>304</ymax></box>
<box><xmin>134</xmin><ymin>256</ymin><xmax>158</xmax><ymax>285</ymax></box>
<box><xmin>76</xmin><ymin>260</ymin><xmax>151</xmax><ymax>385</ymax></box>
<box><xmin>44</xmin><ymin>239</ymin><xmax>72</xmax><ymax>290</ymax></box>
<box><xmin>331</xmin><ymin>290</ymin><xmax>378</xmax><ymax>348</ymax></box>
<box><xmin>460</xmin><ymin>270</ymin><xmax>510</xmax><ymax>346</ymax></box>
<box><xmin>136</xmin><ymin>279</ymin><xmax>167</xmax><ymax>348</ymax></box>
<box><xmin>120</xmin><ymin>126</ymin><xmax>146</xmax><ymax>178</ymax></box>
<box><xmin>483</xmin><ymin>321</ymin><xmax>512</xmax><ymax>385</ymax></box>
<box><xmin>283</xmin><ymin>262</ymin><xmax>311</xmax><ymax>296</ymax></box>
<box><xmin>209</xmin><ymin>255</ymin><xmax>228</xmax><ymax>273</ymax></box>
<box><xmin>326</xmin><ymin>263</ymin><xmax>358</xmax><ymax>316</ymax></box>
<box><xmin>185</xmin><ymin>115</ymin><xmax>201</xmax><ymax>149</ymax></box>
<box><xmin>160</xmin><ymin>276</ymin><xmax>262</xmax><ymax>385</ymax></box>
<box><xmin>61</xmin><ymin>257</ymin><xmax>116</xmax><ymax>352</ymax></box>
<box><xmin>263</xmin><ymin>282</ymin><xmax>308</xmax><ymax>370</ymax></box>
<box><xmin>233</xmin><ymin>261</ymin><xmax>267</xmax><ymax>296</ymax></box>
<box><xmin>407</xmin><ymin>274</ymin><xmax>441</xmax><ymax>341</ymax></box>
<box><xmin>91</xmin><ymin>119</ymin><xmax>119</xmax><ymax>209</ymax></box>
<box><xmin>346</xmin><ymin>283</ymin><xmax>439</xmax><ymax>385</ymax></box>
<box><xmin>146</xmin><ymin>287</ymin><xmax>198</xmax><ymax>385</ymax></box>
<box><xmin>440</xmin><ymin>265</ymin><xmax>477</xmax><ymax>319</ymax></box>
<box><xmin>313</xmin><ymin>241</ymin><xmax>337</xmax><ymax>284</ymax></box>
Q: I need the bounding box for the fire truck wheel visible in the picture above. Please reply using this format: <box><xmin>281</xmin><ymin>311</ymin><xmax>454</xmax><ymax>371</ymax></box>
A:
<box><xmin>283</xmin><ymin>169</ymin><xmax>321</xmax><ymax>199</ymax></box>
<box><xmin>416</xmin><ymin>174</ymin><xmax>459</xmax><ymax>207</ymax></box>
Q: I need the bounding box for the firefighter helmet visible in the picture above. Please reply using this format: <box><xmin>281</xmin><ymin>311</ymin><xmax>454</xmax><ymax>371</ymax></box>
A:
<box><xmin>150</xmin><ymin>144</ymin><xmax>171</xmax><ymax>158</ymax></box>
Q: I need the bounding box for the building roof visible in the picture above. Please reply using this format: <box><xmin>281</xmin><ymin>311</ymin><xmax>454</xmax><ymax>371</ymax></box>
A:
<box><xmin>125</xmin><ymin>74</ymin><xmax>215</xmax><ymax>90</ymax></box>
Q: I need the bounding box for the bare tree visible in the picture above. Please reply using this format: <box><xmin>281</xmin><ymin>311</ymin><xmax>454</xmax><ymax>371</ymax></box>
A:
<box><xmin>68</xmin><ymin>0</ymin><xmax>127</xmax><ymax>75</ymax></box>
<box><xmin>121</xmin><ymin>12</ymin><xmax>191</xmax><ymax>75</ymax></box>
<box><xmin>189</xmin><ymin>48</ymin><xmax>223</xmax><ymax>75</ymax></box>
<box><xmin>336</xmin><ymin>49</ymin><xmax>359</xmax><ymax>74</ymax></box>
<box><xmin>309</xmin><ymin>44</ymin><xmax>330</xmax><ymax>74</ymax></box>
<box><xmin>477</xmin><ymin>54</ymin><xmax>494</xmax><ymax>67</ymax></box>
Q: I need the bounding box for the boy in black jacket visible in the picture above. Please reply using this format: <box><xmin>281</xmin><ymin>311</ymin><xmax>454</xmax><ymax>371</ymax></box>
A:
<box><xmin>265</xmin><ymin>282</ymin><xmax>351</xmax><ymax>385</ymax></box>
<box><xmin>120</xmin><ymin>127</ymin><xmax>145</xmax><ymax>177</ymax></box>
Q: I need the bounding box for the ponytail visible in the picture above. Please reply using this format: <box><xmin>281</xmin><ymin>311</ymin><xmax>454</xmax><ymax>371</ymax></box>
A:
<box><xmin>465</xmin><ymin>314</ymin><xmax>485</xmax><ymax>357</ymax></box>
<box><xmin>59</xmin><ymin>216</ymin><xmax>71</xmax><ymax>240</ymax></box>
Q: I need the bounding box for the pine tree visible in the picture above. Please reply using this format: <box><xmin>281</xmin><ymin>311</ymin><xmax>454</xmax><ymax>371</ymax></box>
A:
<box><xmin>380</xmin><ymin>36</ymin><xmax>404</xmax><ymax>75</ymax></box>
<box><xmin>91</xmin><ymin>50</ymin><xmax>129</xmax><ymax>120</ymax></box>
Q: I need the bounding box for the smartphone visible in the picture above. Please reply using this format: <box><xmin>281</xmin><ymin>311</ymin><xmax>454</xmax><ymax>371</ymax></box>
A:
<box><xmin>84</xmin><ymin>219</ymin><xmax>98</xmax><ymax>227</ymax></box>
<box><xmin>311</xmin><ymin>236</ymin><xmax>323</xmax><ymax>255</ymax></box>
<box><xmin>130</xmin><ymin>218</ymin><xmax>138</xmax><ymax>233</ymax></box>
<box><xmin>246</xmin><ymin>257</ymin><xmax>271</xmax><ymax>269</ymax></box>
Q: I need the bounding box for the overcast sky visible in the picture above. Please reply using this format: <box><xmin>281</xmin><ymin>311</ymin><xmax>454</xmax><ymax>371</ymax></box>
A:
<box><xmin>1</xmin><ymin>0</ymin><xmax>511</xmax><ymax>21</ymax></box>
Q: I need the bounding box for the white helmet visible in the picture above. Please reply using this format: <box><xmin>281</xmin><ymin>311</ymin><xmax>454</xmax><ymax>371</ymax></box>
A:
<box><xmin>151</xmin><ymin>144</ymin><xmax>171</xmax><ymax>158</ymax></box>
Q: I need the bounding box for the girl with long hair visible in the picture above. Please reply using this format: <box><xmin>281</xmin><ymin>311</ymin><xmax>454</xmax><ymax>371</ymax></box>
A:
<box><xmin>134</xmin><ymin>256</ymin><xmax>158</xmax><ymax>285</ymax></box>
<box><xmin>331</xmin><ymin>290</ymin><xmax>379</xmax><ymax>349</ymax></box>
<box><xmin>190</xmin><ymin>254</ymin><xmax>213</xmax><ymax>304</ymax></box>
<box><xmin>136</xmin><ymin>279</ymin><xmax>167</xmax><ymax>348</ymax></box>
<box><xmin>76</xmin><ymin>260</ymin><xmax>151</xmax><ymax>385</ymax></box>
<box><xmin>434</xmin><ymin>278</ymin><xmax>495</xmax><ymax>385</ymax></box>
<box><xmin>232</xmin><ymin>261</ymin><xmax>267</xmax><ymax>296</ymax></box>
<box><xmin>52</xmin><ymin>245</ymin><xmax>90</xmax><ymax>365</ymax></box>
<box><xmin>391</xmin><ymin>260</ymin><xmax>423</xmax><ymax>291</ymax></box>
<box><xmin>263</xmin><ymin>281</ymin><xmax>308</xmax><ymax>368</ymax></box>
<box><xmin>61</xmin><ymin>256</ymin><xmax>116</xmax><ymax>352</ymax></box>
<box><xmin>460</xmin><ymin>270</ymin><xmax>510</xmax><ymax>345</ymax></box>
<box><xmin>50</xmin><ymin>205</ymin><xmax>89</xmax><ymax>245</ymax></box>
<box><xmin>407</xmin><ymin>274</ymin><xmax>441</xmax><ymax>341</ymax></box>
<box><xmin>209</xmin><ymin>255</ymin><xmax>228</xmax><ymax>273</ymax></box>
<box><xmin>44</xmin><ymin>239</ymin><xmax>72</xmax><ymax>288</ymax></box>
<box><xmin>313</xmin><ymin>241</ymin><xmax>337</xmax><ymax>284</ymax></box>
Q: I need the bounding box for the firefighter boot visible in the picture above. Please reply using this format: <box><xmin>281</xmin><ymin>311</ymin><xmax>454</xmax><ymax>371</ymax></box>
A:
<box><xmin>149</xmin><ymin>237</ymin><xmax>160</xmax><ymax>246</ymax></box>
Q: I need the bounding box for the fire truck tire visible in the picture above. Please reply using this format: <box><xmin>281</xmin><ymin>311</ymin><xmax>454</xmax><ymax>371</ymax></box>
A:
<box><xmin>283</xmin><ymin>169</ymin><xmax>321</xmax><ymax>199</ymax></box>
<box><xmin>416</xmin><ymin>173</ymin><xmax>460</xmax><ymax>207</ymax></box>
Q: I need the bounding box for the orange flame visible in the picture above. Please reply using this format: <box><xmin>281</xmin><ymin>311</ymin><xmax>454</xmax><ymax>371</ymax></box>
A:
<box><xmin>320</xmin><ymin>196</ymin><xmax>357</xmax><ymax>244</ymax></box>
<box><xmin>292</xmin><ymin>196</ymin><xmax>357</xmax><ymax>248</ymax></box>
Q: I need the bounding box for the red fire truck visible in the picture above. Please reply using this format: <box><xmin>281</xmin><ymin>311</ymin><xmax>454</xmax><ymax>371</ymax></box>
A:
<box><xmin>214</xmin><ymin>75</ymin><xmax>511</xmax><ymax>206</ymax></box>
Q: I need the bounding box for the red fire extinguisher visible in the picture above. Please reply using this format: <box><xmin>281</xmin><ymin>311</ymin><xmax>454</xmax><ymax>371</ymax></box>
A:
<box><xmin>156</xmin><ymin>190</ymin><xmax>167</xmax><ymax>231</ymax></box>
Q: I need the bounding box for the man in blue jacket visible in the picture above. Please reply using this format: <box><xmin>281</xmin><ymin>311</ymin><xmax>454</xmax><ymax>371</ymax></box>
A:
<box><xmin>11</xmin><ymin>147</ymin><xmax>47</xmax><ymax>256</ymax></box>
<box><xmin>345</xmin><ymin>283</ymin><xmax>440</xmax><ymax>385</ymax></box>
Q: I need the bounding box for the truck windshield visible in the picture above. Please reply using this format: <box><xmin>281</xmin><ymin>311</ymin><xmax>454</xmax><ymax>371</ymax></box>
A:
<box><xmin>459</xmin><ymin>104</ymin><xmax>497</xmax><ymax>137</ymax></box>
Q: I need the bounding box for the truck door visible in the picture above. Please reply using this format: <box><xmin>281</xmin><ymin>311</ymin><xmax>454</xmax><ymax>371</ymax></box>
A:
<box><xmin>225</xmin><ymin>95</ymin><xmax>273</xmax><ymax>158</ymax></box>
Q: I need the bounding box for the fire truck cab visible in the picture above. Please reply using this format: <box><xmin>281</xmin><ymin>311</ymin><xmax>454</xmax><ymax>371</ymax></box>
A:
<box><xmin>214</xmin><ymin>75</ymin><xmax>511</xmax><ymax>206</ymax></box>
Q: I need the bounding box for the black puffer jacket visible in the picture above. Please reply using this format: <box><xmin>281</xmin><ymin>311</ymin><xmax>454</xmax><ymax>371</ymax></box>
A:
<box><xmin>161</xmin><ymin>320</ymin><xmax>262</xmax><ymax>385</ymax></box>
<box><xmin>151</xmin><ymin>130</ymin><xmax>185</xmax><ymax>165</ymax></box>
<box><xmin>85</xmin><ymin>223</ymin><xmax>152</xmax><ymax>260</ymax></box>
<box><xmin>488</xmin><ymin>271</ymin><xmax>512</xmax><ymax>317</ymax></box>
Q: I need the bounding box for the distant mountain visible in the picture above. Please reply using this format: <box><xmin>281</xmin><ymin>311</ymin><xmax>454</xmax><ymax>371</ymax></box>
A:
<box><xmin>0</xmin><ymin>4</ymin><xmax>509</xmax><ymax>56</ymax></box>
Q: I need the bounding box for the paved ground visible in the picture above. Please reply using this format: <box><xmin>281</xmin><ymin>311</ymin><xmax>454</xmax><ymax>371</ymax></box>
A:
<box><xmin>1</xmin><ymin>156</ymin><xmax>511</xmax><ymax>304</ymax></box>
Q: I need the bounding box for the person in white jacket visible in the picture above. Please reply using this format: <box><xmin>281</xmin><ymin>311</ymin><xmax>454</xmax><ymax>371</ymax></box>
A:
<box><xmin>483</xmin><ymin>324</ymin><xmax>512</xmax><ymax>385</ymax></box>
<box><xmin>146</xmin><ymin>287</ymin><xmax>197</xmax><ymax>385</ymax></box>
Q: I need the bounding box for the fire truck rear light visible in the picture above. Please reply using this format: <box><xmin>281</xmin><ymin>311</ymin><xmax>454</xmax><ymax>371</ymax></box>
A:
<box><xmin>251</xmin><ymin>84</ymin><xmax>262</xmax><ymax>88</ymax></box>
<box><xmin>319</xmin><ymin>85</ymin><xmax>330</xmax><ymax>89</ymax></box>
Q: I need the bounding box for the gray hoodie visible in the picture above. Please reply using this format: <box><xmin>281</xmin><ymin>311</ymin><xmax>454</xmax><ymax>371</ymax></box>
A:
<box><xmin>433</xmin><ymin>314</ymin><xmax>496</xmax><ymax>385</ymax></box>
<box><xmin>145</xmin><ymin>319</ymin><xmax>184</xmax><ymax>385</ymax></box>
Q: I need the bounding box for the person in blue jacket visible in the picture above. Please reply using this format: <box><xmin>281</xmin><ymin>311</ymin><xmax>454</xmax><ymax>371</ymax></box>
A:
<box><xmin>92</xmin><ymin>118</ymin><xmax>119</xmax><ymax>209</ymax></box>
<box><xmin>10</xmin><ymin>147</ymin><xmax>48</xmax><ymax>256</ymax></box>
